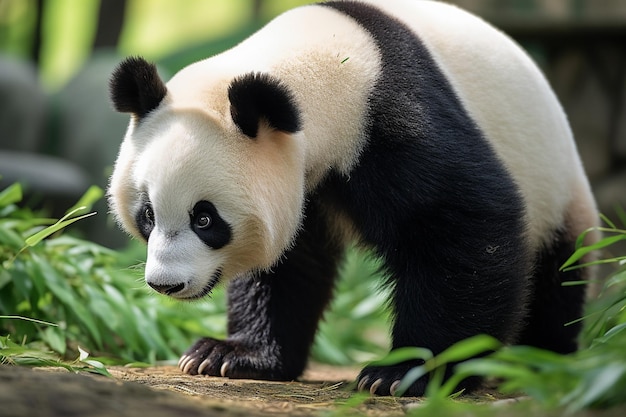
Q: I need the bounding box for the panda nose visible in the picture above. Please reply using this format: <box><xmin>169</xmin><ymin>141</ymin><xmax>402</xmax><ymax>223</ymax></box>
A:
<box><xmin>147</xmin><ymin>281</ymin><xmax>185</xmax><ymax>295</ymax></box>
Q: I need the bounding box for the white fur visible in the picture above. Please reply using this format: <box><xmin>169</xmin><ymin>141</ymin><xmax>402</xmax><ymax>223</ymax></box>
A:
<box><xmin>110</xmin><ymin>5</ymin><xmax>382</xmax><ymax>297</ymax></box>
<box><xmin>165</xmin><ymin>5</ymin><xmax>381</xmax><ymax>189</ymax></box>
<box><xmin>110</xmin><ymin>0</ymin><xmax>596</xmax><ymax>298</ymax></box>
<box><xmin>365</xmin><ymin>0</ymin><xmax>596</xmax><ymax>247</ymax></box>
<box><xmin>111</xmin><ymin>105</ymin><xmax>309</xmax><ymax>293</ymax></box>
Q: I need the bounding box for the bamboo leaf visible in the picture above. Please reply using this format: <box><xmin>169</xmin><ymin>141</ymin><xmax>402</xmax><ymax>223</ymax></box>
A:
<box><xmin>600</xmin><ymin>213</ymin><xmax>617</xmax><ymax>230</ymax></box>
<box><xmin>368</xmin><ymin>346</ymin><xmax>433</xmax><ymax>367</ymax></box>
<box><xmin>24</xmin><ymin>210</ymin><xmax>96</xmax><ymax>247</ymax></box>
<box><xmin>429</xmin><ymin>335</ymin><xmax>501</xmax><ymax>367</ymax></box>
<box><xmin>0</xmin><ymin>315</ymin><xmax>58</xmax><ymax>327</ymax></box>
<box><xmin>65</xmin><ymin>186</ymin><xmax>103</xmax><ymax>215</ymax></box>
<box><xmin>561</xmin><ymin>234</ymin><xmax>626</xmax><ymax>270</ymax></box>
<box><xmin>0</xmin><ymin>183</ymin><xmax>22</xmax><ymax>208</ymax></box>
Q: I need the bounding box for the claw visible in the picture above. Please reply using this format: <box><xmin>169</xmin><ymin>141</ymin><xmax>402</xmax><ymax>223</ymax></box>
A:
<box><xmin>357</xmin><ymin>376</ymin><xmax>370</xmax><ymax>392</ymax></box>
<box><xmin>182</xmin><ymin>357</ymin><xmax>196</xmax><ymax>374</ymax></box>
<box><xmin>390</xmin><ymin>380</ymin><xmax>401</xmax><ymax>396</ymax></box>
<box><xmin>369</xmin><ymin>378</ymin><xmax>383</xmax><ymax>395</ymax></box>
<box><xmin>197</xmin><ymin>358</ymin><xmax>211</xmax><ymax>375</ymax></box>
<box><xmin>220</xmin><ymin>361</ymin><xmax>230</xmax><ymax>377</ymax></box>
<box><xmin>178</xmin><ymin>355</ymin><xmax>189</xmax><ymax>371</ymax></box>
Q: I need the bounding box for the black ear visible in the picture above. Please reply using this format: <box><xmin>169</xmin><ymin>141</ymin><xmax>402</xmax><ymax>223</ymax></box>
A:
<box><xmin>109</xmin><ymin>56</ymin><xmax>167</xmax><ymax>118</ymax></box>
<box><xmin>228</xmin><ymin>72</ymin><xmax>301</xmax><ymax>138</ymax></box>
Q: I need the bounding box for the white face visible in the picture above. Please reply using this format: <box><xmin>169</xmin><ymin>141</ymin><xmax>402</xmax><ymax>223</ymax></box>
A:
<box><xmin>109</xmin><ymin>106</ymin><xmax>305</xmax><ymax>300</ymax></box>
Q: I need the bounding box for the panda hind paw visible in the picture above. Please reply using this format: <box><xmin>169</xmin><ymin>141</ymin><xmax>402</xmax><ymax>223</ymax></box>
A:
<box><xmin>357</xmin><ymin>363</ymin><xmax>428</xmax><ymax>397</ymax></box>
<box><xmin>357</xmin><ymin>362</ymin><xmax>483</xmax><ymax>397</ymax></box>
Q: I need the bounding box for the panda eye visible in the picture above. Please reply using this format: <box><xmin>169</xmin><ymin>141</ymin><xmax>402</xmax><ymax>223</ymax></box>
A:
<box><xmin>135</xmin><ymin>201</ymin><xmax>156</xmax><ymax>241</ymax></box>
<box><xmin>190</xmin><ymin>201</ymin><xmax>231</xmax><ymax>249</ymax></box>
<box><xmin>144</xmin><ymin>204</ymin><xmax>155</xmax><ymax>224</ymax></box>
<box><xmin>195</xmin><ymin>213</ymin><xmax>212</xmax><ymax>229</ymax></box>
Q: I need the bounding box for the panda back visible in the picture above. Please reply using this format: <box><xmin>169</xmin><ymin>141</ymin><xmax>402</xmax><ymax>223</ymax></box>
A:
<box><xmin>322</xmin><ymin>0</ymin><xmax>595</xmax><ymax>248</ymax></box>
<box><xmin>168</xmin><ymin>0</ymin><xmax>595</xmax><ymax>249</ymax></box>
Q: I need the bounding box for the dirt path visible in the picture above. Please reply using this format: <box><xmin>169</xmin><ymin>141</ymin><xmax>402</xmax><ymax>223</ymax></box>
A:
<box><xmin>1</xmin><ymin>364</ymin><xmax>418</xmax><ymax>417</ymax></box>
<box><xmin>7</xmin><ymin>363</ymin><xmax>626</xmax><ymax>417</ymax></box>
<box><xmin>4</xmin><ymin>363</ymin><xmax>626</xmax><ymax>417</ymax></box>
<box><xmin>109</xmin><ymin>364</ymin><xmax>416</xmax><ymax>416</ymax></box>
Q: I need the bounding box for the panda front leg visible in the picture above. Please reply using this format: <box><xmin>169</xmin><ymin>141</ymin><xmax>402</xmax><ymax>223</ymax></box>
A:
<box><xmin>178</xmin><ymin>204</ymin><xmax>342</xmax><ymax>381</ymax></box>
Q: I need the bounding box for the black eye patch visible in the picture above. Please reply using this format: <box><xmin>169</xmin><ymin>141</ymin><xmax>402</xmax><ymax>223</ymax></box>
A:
<box><xmin>190</xmin><ymin>201</ymin><xmax>232</xmax><ymax>249</ymax></box>
<box><xmin>135</xmin><ymin>201</ymin><xmax>155</xmax><ymax>241</ymax></box>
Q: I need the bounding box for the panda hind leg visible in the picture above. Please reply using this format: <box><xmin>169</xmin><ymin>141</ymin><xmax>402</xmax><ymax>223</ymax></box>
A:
<box><xmin>517</xmin><ymin>228</ymin><xmax>588</xmax><ymax>353</ymax></box>
<box><xmin>355</xmin><ymin>268</ymin><xmax>489</xmax><ymax>397</ymax></box>
<box><xmin>356</xmin><ymin>215</ymin><xmax>532</xmax><ymax>396</ymax></box>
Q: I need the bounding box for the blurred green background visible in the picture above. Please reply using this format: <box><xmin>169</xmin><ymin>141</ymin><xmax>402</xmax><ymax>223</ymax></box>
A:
<box><xmin>2</xmin><ymin>0</ymin><xmax>313</xmax><ymax>90</ymax></box>
<box><xmin>0</xmin><ymin>0</ymin><xmax>625</xmax><ymax>368</ymax></box>
<box><xmin>0</xmin><ymin>0</ymin><xmax>314</xmax><ymax>248</ymax></box>
<box><xmin>1</xmin><ymin>0</ymin><xmax>625</xmax><ymax>247</ymax></box>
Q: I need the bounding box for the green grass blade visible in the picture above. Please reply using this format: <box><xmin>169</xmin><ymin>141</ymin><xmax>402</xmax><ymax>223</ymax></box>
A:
<box><xmin>368</xmin><ymin>346</ymin><xmax>433</xmax><ymax>367</ymax></box>
<box><xmin>395</xmin><ymin>365</ymin><xmax>428</xmax><ymax>396</ymax></box>
<box><xmin>563</xmin><ymin>365</ymin><xmax>626</xmax><ymax>412</ymax></box>
<box><xmin>613</xmin><ymin>206</ymin><xmax>626</xmax><ymax>227</ymax></box>
<box><xmin>428</xmin><ymin>335</ymin><xmax>501</xmax><ymax>368</ymax></box>
<box><xmin>595</xmin><ymin>322</ymin><xmax>626</xmax><ymax>343</ymax></box>
<box><xmin>561</xmin><ymin>234</ymin><xmax>626</xmax><ymax>270</ymax></box>
<box><xmin>65</xmin><ymin>185</ymin><xmax>103</xmax><ymax>215</ymax></box>
<box><xmin>24</xmin><ymin>210</ymin><xmax>96</xmax><ymax>247</ymax></box>
<box><xmin>393</xmin><ymin>336</ymin><xmax>501</xmax><ymax>397</ymax></box>
<box><xmin>0</xmin><ymin>183</ymin><xmax>22</xmax><ymax>208</ymax></box>
<box><xmin>600</xmin><ymin>213</ymin><xmax>617</xmax><ymax>230</ymax></box>
<box><xmin>0</xmin><ymin>316</ymin><xmax>58</xmax><ymax>327</ymax></box>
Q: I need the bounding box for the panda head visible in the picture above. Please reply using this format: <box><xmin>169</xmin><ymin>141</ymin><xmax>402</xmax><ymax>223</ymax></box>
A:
<box><xmin>108</xmin><ymin>57</ymin><xmax>305</xmax><ymax>299</ymax></box>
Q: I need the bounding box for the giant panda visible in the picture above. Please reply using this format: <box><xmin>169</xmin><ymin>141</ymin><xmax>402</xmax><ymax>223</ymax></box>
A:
<box><xmin>108</xmin><ymin>0</ymin><xmax>598</xmax><ymax>396</ymax></box>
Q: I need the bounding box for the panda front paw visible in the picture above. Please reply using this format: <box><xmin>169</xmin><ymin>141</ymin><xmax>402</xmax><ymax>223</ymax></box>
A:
<box><xmin>178</xmin><ymin>337</ymin><xmax>287</xmax><ymax>380</ymax></box>
<box><xmin>357</xmin><ymin>363</ymin><xmax>428</xmax><ymax>396</ymax></box>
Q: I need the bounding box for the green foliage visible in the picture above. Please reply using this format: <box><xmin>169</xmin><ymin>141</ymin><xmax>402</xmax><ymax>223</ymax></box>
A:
<box><xmin>457</xmin><ymin>340</ymin><xmax>626</xmax><ymax>412</ymax></box>
<box><xmin>0</xmin><ymin>335</ymin><xmax>110</xmax><ymax>376</ymax></box>
<box><xmin>448</xmin><ymin>218</ymin><xmax>626</xmax><ymax>412</ymax></box>
<box><xmin>572</xmin><ymin>215</ymin><xmax>626</xmax><ymax>347</ymax></box>
<box><xmin>3</xmin><ymin>179</ymin><xmax>626</xmax><ymax>415</ymax></box>
<box><xmin>1</xmin><ymin>180</ymin><xmax>382</xmax><ymax>367</ymax></box>
<box><xmin>312</xmin><ymin>249</ymin><xmax>390</xmax><ymax>365</ymax></box>
<box><xmin>0</xmin><ymin>183</ymin><xmax>226</xmax><ymax>364</ymax></box>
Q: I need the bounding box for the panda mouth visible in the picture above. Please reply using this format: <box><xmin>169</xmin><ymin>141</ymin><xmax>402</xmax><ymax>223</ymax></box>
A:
<box><xmin>182</xmin><ymin>268</ymin><xmax>223</xmax><ymax>300</ymax></box>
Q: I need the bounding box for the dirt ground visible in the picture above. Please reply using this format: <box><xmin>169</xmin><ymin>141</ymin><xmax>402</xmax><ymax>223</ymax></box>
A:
<box><xmin>1</xmin><ymin>363</ymin><xmax>422</xmax><ymax>417</ymax></box>
<box><xmin>4</xmin><ymin>363</ymin><xmax>624</xmax><ymax>417</ymax></box>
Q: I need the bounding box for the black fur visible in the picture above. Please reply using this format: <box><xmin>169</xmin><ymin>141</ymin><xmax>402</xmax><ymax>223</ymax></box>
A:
<box><xmin>135</xmin><ymin>200</ymin><xmax>154</xmax><ymax>242</ymax></box>
<box><xmin>517</xmin><ymin>229</ymin><xmax>587</xmax><ymax>352</ymax></box>
<box><xmin>109</xmin><ymin>56</ymin><xmax>167</xmax><ymax>118</ymax></box>
<box><xmin>135</xmin><ymin>199</ymin><xmax>232</xmax><ymax>249</ymax></box>
<box><xmin>318</xmin><ymin>0</ymin><xmax>533</xmax><ymax>395</ymax></box>
<box><xmin>181</xmin><ymin>2</ymin><xmax>587</xmax><ymax>397</ymax></box>
<box><xmin>228</xmin><ymin>72</ymin><xmax>301</xmax><ymax>138</ymax></box>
